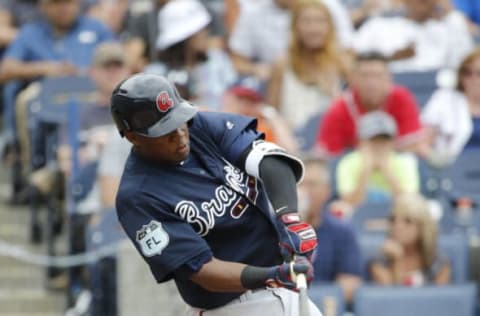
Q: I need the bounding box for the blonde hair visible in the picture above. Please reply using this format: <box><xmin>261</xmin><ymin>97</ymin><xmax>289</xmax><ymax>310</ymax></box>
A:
<box><xmin>457</xmin><ymin>46</ymin><xmax>480</xmax><ymax>92</ymax></box>
<box><xmin>288</xmin><ymin>0</ymin><xmax>350</xmax><ymax>88</ymax></box>
<box><xmin>390</xmin><ymin>193</ymin><xmax>438</xmax><ymax>268</ymax></box>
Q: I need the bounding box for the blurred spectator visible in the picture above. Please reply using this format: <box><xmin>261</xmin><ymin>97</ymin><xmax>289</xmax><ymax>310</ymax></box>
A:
<box><xmin>87</xmin><ymin>0</ymin><xmax>129</xmax><ymax>34</ymax></box>
<box><xmin>353</xmin><ymin>0</ymin><xmax>474</xmax><ymax>72</ymax></box>
<box><xmin>228</xmin><ymin>0</ymin><xmax>353</xmax><ymax>82</ymax></box>
<box><xmin>452</xmin><ymin>0</ymin><xmax>480</xmax><ymax>36</ymax></box>
<box><xmin>29</xmin><ymin>42</ymin><xmax>131</xmax><ymax>196</ymax></box>
<box><xmin>422</xmin><ymin>47</ymin><xmax>480</xmax><ymax>167</ymax></box>
<box><xmin>122</xmin><ymin>0</ymin><xmax>170</xmax><ymax>72</ymax></box>
<box><xmin>145</xmin><ymin>0</ymin><xmax>237</xmax><ymax>110</ymax></box>
<box><xmin>315</xmin><ymin>52</ymin><xmax>424</xmax><ymax>157</ymax></box>
<box><xmin>299</xmin><ymin>152</ymin><xmax>362</xmax><ymax>304</ymax></box>
<box><xmin>0</xmin><ymin>0</ymin><xmax>42</xmax><ymax>53</ymax></box>
<box><xmin>267</xmin><ymin>0</ymin><xmax>352</xmax><ymax>130</ymax></box>
<box><xmin>336</xmin><ymin>111</ymin><xmax>420</xmax><ymax>207</ymax></box>
<box><xmin>342</xmin><ymin>0</ymin><xmax>404</xmax><ymax>28</ymax></box>
<box><xmin>369</xmin><ymin>193</ymin><xmax>451</xmax><ymax>286</ymax></box>
<box><xmin>222</xmin><ymin>77</ymin><xmax>298</xmax><ymax>153</ymax></box>
<box><xmin>0</xmin><ymin>0</ymin><xmax>114</xmax><ymax>84</ymax></box>
<box><xmin>97</xmin><ymin>126</ymin><xmax>131</xmax><ymax>209</ymax></box>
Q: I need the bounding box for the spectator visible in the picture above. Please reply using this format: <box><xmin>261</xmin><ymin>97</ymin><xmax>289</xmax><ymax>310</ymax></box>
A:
<box><xmin>341</xmin><ymin>0</ymin><xmax>404</xmax><ymax>28</ymax></box>
<box><xmin>452</xmin><ymin>0</ymin><xmax>480</xmax><ymax>36</ymax></box>
<box><xmin>97</xmin><ymin>126</ymin><xmax>131</xmax><ymax>209</ymax></box>
<box><xmin>29</xmin><ymin>41</ymin><xmax>131</xmax><ymax>197</ymax></box>
<box><xmin>336</xmin><ymin>111</ymin><xmax>420</xmax><ymax>207</ymax></box>
<box><xmin>0</xmin><ymin>0</ymin><xmax>42</xmax><ymax>54</ymax></box>
<box><xmin>122</xmin><ymin>0</ymin><xmax>170</xmax><ymax>72</ymax></box>
<box><xmin>87</xmin><ymin>0</ymin><xmax>130</xmax><ymax>34</ymax></box>
<box><xmin>369</xmin><ymin>193</ymin><xmax>451</xmax><ymax>286</ymax></box>
<box><xmin>316</xmin><ymin>52</ymin><xmax>424</xmax><ymax>157</ymax></box>
<box><xmin>422</xmin><ymin>47</ymin><xmax>480</xmax><ymax>167</ymax></box>
<box><xmin>299</xmin><ymin>152</ymin><xmax>362</xmax><ymax>304</ymax></box>
<box><xmin>353</xmin><ymin>0</ymin><xmax>474</xmax><ymax>72</ymax></box>
<box><xmin>267</xmin><ymin>0</ymin><xmax>352</xmax><ymax>130</ymax></box>
<box><xmin>228</xmin><ymin>0</ymin><xmax>353</xmax><ymax>82</ymax></box>
<box><xmin>222</xmin><ymin>77</ymin><xmax>299</xmax><ymax>153</ymax></box>
<box><xmin>145</xmin><ymin>0</ymin><xmax>237</xmax><ymax>110</ymax></box>
<box><xmin>0</xmin><ymin>0</ymin><xmax>114</xmax><ymax>84</ymax></box>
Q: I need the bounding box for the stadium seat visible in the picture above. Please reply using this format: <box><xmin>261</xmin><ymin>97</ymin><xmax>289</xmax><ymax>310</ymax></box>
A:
<box><xmin>350</xmin><ymin>201</ymin><xmax>392</xmax><ymax>234</ymax></box>
<box><xmin>438</xmin><ymin>232</ymin><xmax>469</xmax><ymax>283</ymax></box>
<box><xmin>445</xmin><ymin>149</ymin><xmax>480</xmax><ymax>200</ymax></box>
<box><xmin>354</xmin><ymin>284</ymin><xmax>477</xmax><ymax>316</ymax></box>
<box><xmin>393</xmin><ymin>70</ymin><xmax>438</xmax><ymax>108</ymax></box>
<box><xmin>308</xmin><ymin>283</ymin><xmax>345</xmax><ymax>316</ymax></box>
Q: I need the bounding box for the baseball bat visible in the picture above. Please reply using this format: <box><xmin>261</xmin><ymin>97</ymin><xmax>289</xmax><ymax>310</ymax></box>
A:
<box><xmin>296</xmin><ymin>273</ymin><xmax>310</xmax><ymax>316</ymax></box>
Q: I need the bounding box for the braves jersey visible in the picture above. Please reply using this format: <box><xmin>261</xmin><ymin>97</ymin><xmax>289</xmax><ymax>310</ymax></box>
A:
<box><xmin>116</xmin><ymin>112</ymin><xmax>283</xmax><ymax>309</ymax></box>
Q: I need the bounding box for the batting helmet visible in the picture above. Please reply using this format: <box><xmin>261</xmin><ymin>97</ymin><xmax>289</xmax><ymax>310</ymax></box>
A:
<box><xmin>110</xmin><ymin>73</ymin><xmax>197</xmax><ymax>137</ymax></box>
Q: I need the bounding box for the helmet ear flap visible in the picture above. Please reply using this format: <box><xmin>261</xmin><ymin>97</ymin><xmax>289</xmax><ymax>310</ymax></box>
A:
<box><xmin>112</xmin><ymin>109</ymin><xmax>131</xmax><ymax>137</ymax></box>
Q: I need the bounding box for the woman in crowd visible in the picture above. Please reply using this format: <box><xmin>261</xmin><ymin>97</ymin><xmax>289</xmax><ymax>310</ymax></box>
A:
<box><xmin>266</xmin><ymin>0</ymin><xmax>352</xmax><ymax>131</ymax></box>
<box><xmin>422</xmin><ymin>47</ymin><xmax>480</xmax><ymax>167</ymax></box>
<box><xmin>370</xmin><ymin>193</ymin><xmax>451</xmax><ymax>286</ymax></box>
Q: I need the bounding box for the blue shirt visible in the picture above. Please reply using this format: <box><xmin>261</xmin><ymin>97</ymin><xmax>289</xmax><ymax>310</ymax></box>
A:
<box><xmin>312</xmin><ymin>214</ymin><xmax>362</xmax><ymax>282</ymax></box>
<box><xmin>4</xmin><ymin>16</ymin><xmax>114</xmax><ymax>69</ymax></box>
<box><xmin>453</xmin><ymin>0</ymin><xmax>480</xmax><ymax>24</ymax></box>
<box><xmin>465</xmin><ymin>117</ymin><xmax>480</xmax><ymax>148</ymax></box>
<box><xmin>116</xmin><ymin>112</ymin><xmax>283</xmax><ymax>310</ymax></box>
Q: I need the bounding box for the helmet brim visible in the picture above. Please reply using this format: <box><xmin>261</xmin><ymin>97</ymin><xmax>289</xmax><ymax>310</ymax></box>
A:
<box><xmin>140</xmin><ymin>101</ymin><xmax>197</xmax><ymax>138</ymax></box>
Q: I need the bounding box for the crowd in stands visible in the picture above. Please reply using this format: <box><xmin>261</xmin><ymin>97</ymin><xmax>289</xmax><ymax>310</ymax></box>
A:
<box><xmin>0</xmin><ymin>0</ymin><xmax>479</xmax><ymax>315</ymax></box>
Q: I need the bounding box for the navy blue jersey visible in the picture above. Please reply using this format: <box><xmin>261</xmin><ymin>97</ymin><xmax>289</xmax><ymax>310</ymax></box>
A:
<box><xmin>116</xmin><ymin>112</ymin><xmax>283</xmax><ymax>309</ymax></box>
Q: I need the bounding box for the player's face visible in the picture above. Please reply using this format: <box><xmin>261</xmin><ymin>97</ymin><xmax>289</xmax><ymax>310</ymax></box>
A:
<box><xmin>129</xmin><ymin>123</ymin><xmax>190</xmax><ymax>165</ymax></box>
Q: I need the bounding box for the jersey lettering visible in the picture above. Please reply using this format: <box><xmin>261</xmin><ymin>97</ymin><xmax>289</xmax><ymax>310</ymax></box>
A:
<box><xmin>174</xmin><ymin>163</ymin><xmax>260</xmax><ymax>236</ymax></box>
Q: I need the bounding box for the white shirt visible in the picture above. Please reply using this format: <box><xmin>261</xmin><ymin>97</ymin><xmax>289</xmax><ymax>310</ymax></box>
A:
<box><xmin>353</xmin><ymin>11</ymin><xmax>474</xmax><ymax>72</ymax></box>
<box><xmin>422</xmin><ymin>88</ymin><xmax>473</xmax><ymax>158</ymax></box>
<box><xmin>229</xmin><ymin>0</ymin><xmax>354</xmax><ymax>63</ymax></box>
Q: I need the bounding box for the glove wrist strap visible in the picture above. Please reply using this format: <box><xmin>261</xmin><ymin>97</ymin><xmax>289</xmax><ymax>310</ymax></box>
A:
<box><xmin>240</xmin><ymin>265</ymin><xmax>271</xmax><ymax>290</ymax></box>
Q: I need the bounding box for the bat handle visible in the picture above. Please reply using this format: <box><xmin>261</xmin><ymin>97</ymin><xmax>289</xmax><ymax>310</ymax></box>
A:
<box><xmin>297</xmin><ymin>273</ymin><xmax>310</xmax><ymax>316</ymax></box>
<box><xmin>296</xmin><ymin>273</ymin><xmax>307</xmax><ymax>290</ymax></box>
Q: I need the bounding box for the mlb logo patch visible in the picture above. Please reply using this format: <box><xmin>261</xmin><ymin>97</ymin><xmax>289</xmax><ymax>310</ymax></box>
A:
<box><xmin>136</xmin><ymin>220</ymin><xmax>169</xmax><ymax>257</ymax></box>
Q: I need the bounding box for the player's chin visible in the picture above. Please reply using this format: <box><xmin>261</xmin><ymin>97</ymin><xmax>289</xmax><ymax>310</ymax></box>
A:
<box><xmin>176</xmin><ymin>144</ymin><xmax>190</xmax><ymax>161</ymax></box>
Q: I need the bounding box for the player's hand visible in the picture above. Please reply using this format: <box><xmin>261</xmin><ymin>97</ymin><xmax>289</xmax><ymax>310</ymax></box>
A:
<box><xmin>277</xmin><ymin>213</ymin><xmax>317</xmax><ymax>262</ymax></box>
<box><xmin>266</xmin><ymin>256</ymin><xmax>313</xmax><ymax>290</ymax></box>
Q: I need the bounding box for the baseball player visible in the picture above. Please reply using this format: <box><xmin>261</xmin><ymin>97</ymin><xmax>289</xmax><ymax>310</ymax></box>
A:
<box><xmin>110</xmin><ymin>73</ymin><xmax>322</xmax><ymax>315</ymax></box>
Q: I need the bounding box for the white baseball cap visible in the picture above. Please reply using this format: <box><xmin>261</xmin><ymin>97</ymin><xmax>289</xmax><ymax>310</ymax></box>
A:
<box><xmin>357</xmin><ymin>111</ymin><xmax>397</xmax><ymax>140</ymax></box>
<box><xmin>156</xmin><ymin>0</ymin><xmax>212</xmax><ymax>51</ymax></box>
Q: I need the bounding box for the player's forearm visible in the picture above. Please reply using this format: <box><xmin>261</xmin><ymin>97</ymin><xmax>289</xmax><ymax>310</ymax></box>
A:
<box><xmin>190</xmin><ymin>257</ymin><xmax>248</xmax><ymax>292</ymax></box>
<box><xmin>259</xmin><ymin>156</ymin><xmax>298</xmax><ymax>214</ymax></box>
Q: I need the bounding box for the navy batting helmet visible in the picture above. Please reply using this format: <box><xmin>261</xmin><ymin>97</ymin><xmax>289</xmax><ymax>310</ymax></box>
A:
<box><xmin>110</xmin><ymin>73</ymin><xmax>197</xmax><ymax>137</ymax></box>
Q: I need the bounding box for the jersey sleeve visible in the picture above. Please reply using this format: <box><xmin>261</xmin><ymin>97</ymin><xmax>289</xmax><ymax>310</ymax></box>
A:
<box><xmin>117</xmin><ymin>193</ymin><xmax>213</xmax><ymax>283</ymax></box>
<box><xmin>195</xmin><ymin>112</ymin><xmax>265</xmax><ymax>167</ymax></box>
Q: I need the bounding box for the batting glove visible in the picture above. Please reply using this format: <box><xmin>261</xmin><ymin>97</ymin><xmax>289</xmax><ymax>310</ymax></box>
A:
<box><xmin>277</xmin><ymin>213</ymin><xmax>317</xmax><ymax>262</ymax></box>
<box><xmin>266</xmin><ymin>256</ymin><xmax>314</xmax><ymax>290</ymax></box>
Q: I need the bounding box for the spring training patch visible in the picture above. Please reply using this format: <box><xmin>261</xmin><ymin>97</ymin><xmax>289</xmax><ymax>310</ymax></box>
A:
<box><xmin>136</xmin><ymin>220</ymin><xmax>169</xmax><ymax>257</ymax></box>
